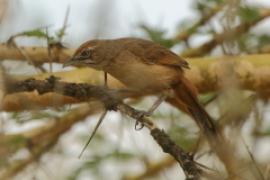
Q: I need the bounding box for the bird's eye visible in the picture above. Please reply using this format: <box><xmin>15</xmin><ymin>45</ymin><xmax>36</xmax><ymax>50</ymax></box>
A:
<box><xmin>80</xmin><ymin>49</ymin><xmax>91</xmax><ymax>58</ymax></box>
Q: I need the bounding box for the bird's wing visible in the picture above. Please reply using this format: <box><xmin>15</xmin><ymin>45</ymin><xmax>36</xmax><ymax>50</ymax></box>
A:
<box><xmin>123</xmin><ymin>38</ymin><xmax>189</xmax><ymax>69</ymax></box>
<box><xmin>143</xmin><ymin>44</ymin><xmax>189</xmax><ymax>69</ymax></box>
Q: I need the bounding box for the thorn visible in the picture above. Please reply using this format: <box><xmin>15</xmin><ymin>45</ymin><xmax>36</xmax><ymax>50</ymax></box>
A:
<box><xmin>78</xmin><ymin>110</ymin><xmax>107</xmax><ymax>158</ymax></box>
<box><xmin>241</xmin><ymin>136</ymin><xmax>265</xmax><ymax>180</ymax></box>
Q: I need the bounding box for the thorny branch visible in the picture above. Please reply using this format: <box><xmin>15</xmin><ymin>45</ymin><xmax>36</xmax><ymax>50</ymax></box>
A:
<box><xmin>4</xmin><ymin>76</ymin><xmax>202</xmax><ymax>180</ymax></box>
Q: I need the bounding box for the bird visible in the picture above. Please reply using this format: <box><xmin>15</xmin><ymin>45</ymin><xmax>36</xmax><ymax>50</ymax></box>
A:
<box><xmin>63</xmin><ymin>37</ymin><xmax>219</xmax><ymax>137</ymax></box>
<box><xmin>63</xmin><ymin>38</ymin><xmax>243</xmax><ymax>176</ymax></box>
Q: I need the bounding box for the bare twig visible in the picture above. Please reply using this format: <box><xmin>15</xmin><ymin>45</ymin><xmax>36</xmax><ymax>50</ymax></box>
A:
<box><xmin>0</xmin><ymin>42</ymin><xmax>73</xmax><ymax>64</ymax></box>
<box><xmin>6</xmin><ymin>38</ymin><xmax>44</xmax><ymax>73</ymax></box>
<box><xmin>45</xmin><ymin>28</ymin><xmax>53</xmax><ymax>73</ymax></box>
<box><xmin>241</xmin><ymin>137</ymin><xmax>265</xmax><ymax>180</ymax></box>
<box><xmin>58</xmin><ymin>6</ymin><xmax>70</xmax><ymax>43</ymax></box>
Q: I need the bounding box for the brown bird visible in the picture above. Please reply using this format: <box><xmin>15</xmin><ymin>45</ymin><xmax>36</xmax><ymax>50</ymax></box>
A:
<box><xmin>64</xmin><ymin>37</ymin><xmax>218</xmax><ymax>136</ymax></box>
<box><xmin>63</xmin><ymin>38</ymin><xmax>242</xmax><ymax>176</ymax></box>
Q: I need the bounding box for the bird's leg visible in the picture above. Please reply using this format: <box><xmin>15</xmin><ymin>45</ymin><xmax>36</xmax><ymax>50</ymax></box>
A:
<box><xmin>146</xmin><ymin>93</ymin><xmax>168</xmax><ymax>116</ymax></box>
<box><xmin>135</xmin><ymin>92</ymin><xmax>169</xmax><ymax>130</ymax></box>
<box><xmin>104</xmin><ymin>72</ymin><xmax>108</xmax><ymax>88</ymax></box>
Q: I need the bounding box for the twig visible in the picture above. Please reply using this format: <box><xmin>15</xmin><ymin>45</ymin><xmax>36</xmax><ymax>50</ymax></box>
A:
<box><xmin>181</xmin><ymin>8</ymin><xmax>270</xmax><ymax>57</ymax></box>
<box><xmin>117</xmin><ymin>103</ymin><xmax>201</xmax><ymax>179</ymax></box>
<box><xmin>6</xmin><ymin>38</ymin><xmax>45</xmax><ymax>72</ymax></box>
<box><xmin>58</xmin><ymin>6</ymin><xmax>70</xmax><ymax>43</ymax></box>
<box><xmin>241</xmin><ymin>136</ymin><xmax>265</xmax><ymax>180</ymax></box>
<box><xmin>151</xmin><ymin>128</ymin><xmax>201</xmax><ymax>179</ymax></box>
<box><xmin>174</xmin><ymin>3</ymin><xmax>224</xmax><ymax>42</ymax></box>
<box><xmin>45</xmin><ymin>28</ymin><xmax>53</xmax><ymax>73</ymax></box>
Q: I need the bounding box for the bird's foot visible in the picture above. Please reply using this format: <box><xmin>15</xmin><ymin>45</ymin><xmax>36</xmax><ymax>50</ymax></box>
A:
<box><xmin>134</xmin><ymin>110</ymin><xmax>151</xmax><ymax>131</ymax></box>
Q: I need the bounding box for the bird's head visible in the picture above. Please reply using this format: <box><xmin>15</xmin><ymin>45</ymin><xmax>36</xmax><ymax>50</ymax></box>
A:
<box><xmin>63</xmin><ymin>40</ymin><xmax>106</xmax><ymax>69</ymax></box>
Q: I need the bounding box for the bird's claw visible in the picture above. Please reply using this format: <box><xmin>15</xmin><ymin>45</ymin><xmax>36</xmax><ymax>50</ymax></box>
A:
<box><xmin>137</xmin><ymin>110</ymin><xmax>151</xmax><ymax>118</ymax></box>
<box><xmin>134</xmin><ymin>111</ymin><xmax>150</xmax><ymax>131</ymax></box>
<box><xmin>135</xmin><ymin>120</ymin><xmax>144</xmax><ymax>131</ymax></box>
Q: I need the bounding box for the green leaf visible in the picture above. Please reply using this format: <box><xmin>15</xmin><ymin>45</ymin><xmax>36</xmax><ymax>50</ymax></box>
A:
<box><xmin>199</xmin><ymin>92</ymin><xmax>217</xmax><ymax>105</ymax></box>
<box><xmin>140</xmin><ymin>24</ymin><xmax>176</xmax><ymax>48</ymax></box>
<box><xmin>238</xmin><ymin>6</ymin><xmax>260</xmax><ymax>23</ymax></box>
<box><xmin>168</xmin><ymin>126</ymin><xmax>197</xmax><ymax>150</ymax></box>
<box><xmin>258</xmin><ymin>34</ymin><xmax>270</xmax><ymax>47</ymax></box>
<box><xmin>0</xmin><ymin>134</ymin><xmax>28</xmax><ymax>160</ymax></box>
<box><xmin>19</xmin><ymin>29</ymin><xmax>48</xmax><ymax>39</ymax></box>
<box><xmin>177</xmin><ymin>19</ymin><xmax>197</xmax><ymax>34</ymax></box>
<box><xmin>13</xmin><ymin>28</ymin><xmax>56</xmax><ymax>44</ymax></box>
<box><xmin>107</xmin><ymin>151</ymin><xmax>134</xmax><ymax>160</ymax></box>
<box><xmin>193</xmin><ymin>0</ymin><xmax>224</xmax><ymax>14</ymax></box>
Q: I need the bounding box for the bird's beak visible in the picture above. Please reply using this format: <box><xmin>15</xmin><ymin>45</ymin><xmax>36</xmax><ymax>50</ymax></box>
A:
<box><xmin>62</xmin><ymin>57</ymin><xmax>76</xmax><ymax>68</ymax></box>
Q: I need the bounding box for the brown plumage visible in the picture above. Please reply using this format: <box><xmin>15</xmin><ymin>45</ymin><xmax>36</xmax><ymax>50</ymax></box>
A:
<box><xmin>64</xmin><ymin>38</ymin><xmax>243</xmax><ymax>176</ymax></box>
<box><xmin>64</xmin><ymin>37</ymin><xmax>219</xmax><ymax>136</ymax></box>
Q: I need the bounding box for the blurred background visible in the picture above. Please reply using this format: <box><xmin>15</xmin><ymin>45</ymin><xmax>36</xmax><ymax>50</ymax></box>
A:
<box><xmin>0</xmin><ymin>0</ymin><xmax>195</xmax><ymax>46</ymax></box>
<box><xmin>1</xmin><ymin>0</ymin><xmax>270</xmax><ymax>180</ymax></box>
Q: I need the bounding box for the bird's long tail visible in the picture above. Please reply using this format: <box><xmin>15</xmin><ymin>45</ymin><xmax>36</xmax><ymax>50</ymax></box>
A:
<box><xmin>172</xmin><ymin>77</ymin><xmax>219</xmax><ymax>137</ymax></box>
<box><xmin>172</xmin><ymin>77</ymin><xmax>242</xmax><ymax>176</ymax></box>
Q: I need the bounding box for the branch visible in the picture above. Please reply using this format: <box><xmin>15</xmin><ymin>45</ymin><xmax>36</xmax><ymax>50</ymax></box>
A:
<box><xmin>3</xmin><ymin>76</ymin><xmax>203</xmax><ymax>180</ymax></box>
<box><xmin>0</xmin><ymin>42</ymin><xmax>73</xmax><ymax>63</ymax></box>
<box><xmin>5</xmin><ymin>76</ymin><xmax>120</xmax><ymax>109</ymax></box>
<box><xmin>1</xmin><ymin>53</ymin><xmax>270</xmax><ymax>112</ymax></box>
<box><xmin>1</xmin><ymin>9</ymin><xmax>269</xmax><ymax>64</ymax></box>
<box><xmin>0</xmin><ymin>69</ymin><xmax>124</xmax><ymax>111</ymax></box>
<box><xmin>181</xmin><ymin>8</ymin><xmax>270</xmax><ymax>57</ymax></box>
<box><xmin>186</xmin><ymin>54</ymin><xmax>270</xmax><ymax>97</ymax></box>
<box><xmin>118</xmin><ymin>103</ymin><xmax>202</xmax><ymax>179</ymax></box>
<box><xmin>174</xmin><ymin>4</ymin><xmax>224</xmax><ymax>42</ymax></box>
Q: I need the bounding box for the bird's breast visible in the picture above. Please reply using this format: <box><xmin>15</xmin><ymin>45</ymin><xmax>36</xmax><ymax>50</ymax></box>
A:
<box><xmin>104</xmin><ymin>55</ymin><xmax>179</xmax><ymax>93</ymax></box>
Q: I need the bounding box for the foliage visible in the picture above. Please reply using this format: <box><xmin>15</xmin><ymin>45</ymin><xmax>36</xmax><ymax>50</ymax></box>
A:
<box><xmin>141</xmin><ymin>2</ymin><xmax>268</xmax><ymax>56</ymax></box>
<box><xmin>139</xmin><ymin>25</ymin><xmax>177</xmax><ymax>48</ymax></box>
<box><xmin>238</xmin><ymin>6</ymin><xmax>260</xmax><ymax>23</ymax></box>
